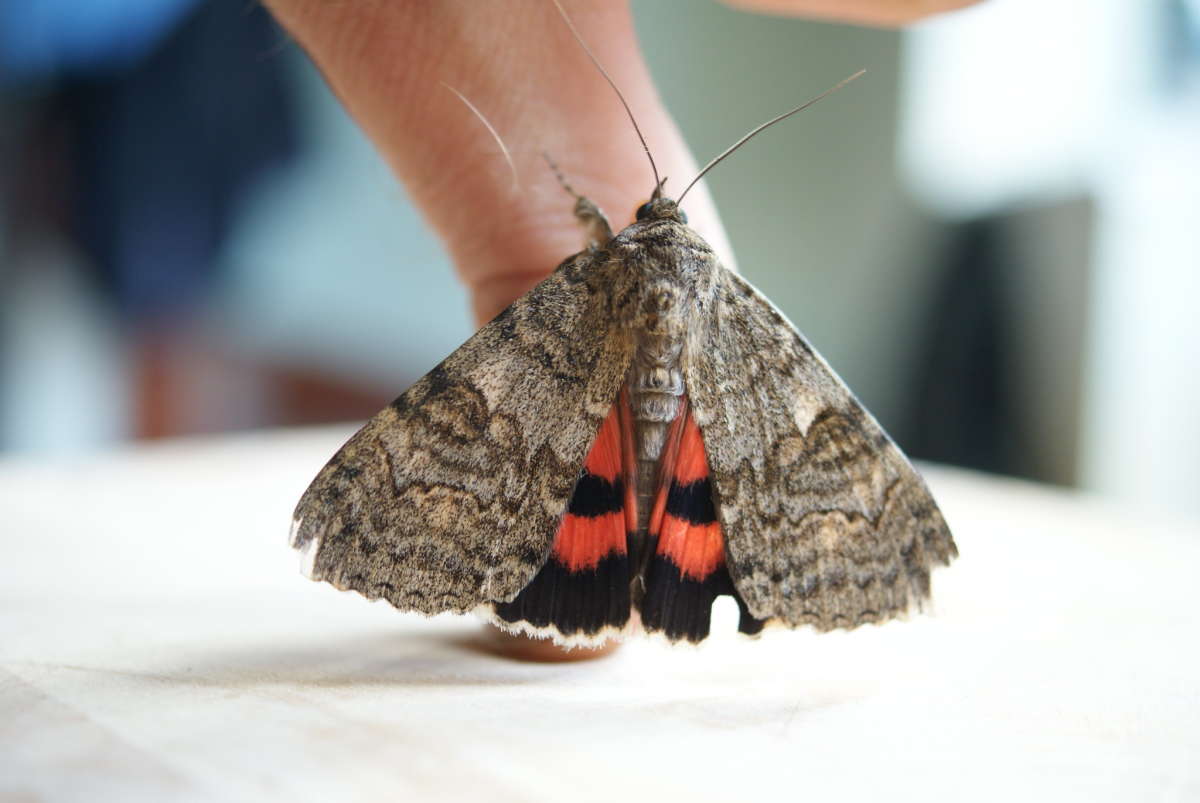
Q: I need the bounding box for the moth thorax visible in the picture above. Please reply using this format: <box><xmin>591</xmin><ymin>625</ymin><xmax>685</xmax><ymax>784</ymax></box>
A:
<box><xmin>637</xmin><ymin>282</ymin><xmax>689</xmax><ymax>337</ymax></box>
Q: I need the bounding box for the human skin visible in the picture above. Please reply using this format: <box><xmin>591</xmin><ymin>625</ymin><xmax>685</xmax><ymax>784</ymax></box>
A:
<box><xmin>263</xmin><ymin>0</ymin><xmax>976</xmax><ymax>660</ymax></box>
<box><xmin>263</xmin><ymin>0</ymin><xmax>976</xmax><ymax>323</ymax></box>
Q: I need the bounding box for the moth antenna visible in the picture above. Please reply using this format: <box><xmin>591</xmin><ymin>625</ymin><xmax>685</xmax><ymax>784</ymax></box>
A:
<box><xmin>441</xmin><ymin>82</ymin><xmax>520</xmax><ymax>190</ymax></box>
<box><xmin>550</xmin><ymin>0</ymin><xmax>661</xmax><ymax>192</ymax></box>
<box><xmin>677</xmin><ymin>69</ymin><xmax>866</xmax><ymax>205</ymax></box>
<box><xmin>542</xmin><ymin>151</ymin><xmax>581</xmax><ymax>199</ymax></box>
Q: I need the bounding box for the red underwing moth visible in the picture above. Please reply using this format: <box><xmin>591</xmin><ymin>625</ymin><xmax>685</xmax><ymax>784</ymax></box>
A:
<box><xmin>290</xmin><ymin>11</ymin><xmax>957</xmax><ymax>648</ymax></box>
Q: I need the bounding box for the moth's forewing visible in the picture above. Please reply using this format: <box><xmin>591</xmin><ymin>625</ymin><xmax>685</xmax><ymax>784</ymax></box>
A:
<box><xmin>291</xmin><ymin>252</ymin><xmax>635</xmax><ymax>614</ymax></box>
<box><xmin>686</xmin><ymin>269</ymin><xmax>956</xmax><ymax>630</ymax></box>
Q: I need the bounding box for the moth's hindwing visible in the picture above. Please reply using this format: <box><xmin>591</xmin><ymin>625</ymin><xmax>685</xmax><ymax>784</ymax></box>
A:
<box><xmin>686</xmin><ymin>269</ymin><xmax>958</xmax><ymax>631</ymax></box>
<box><xmin>640</xmin><ymin>404</ymin><xmax>765</xmax><ymax>643</ymax></box>
<box><xmin>290</xmin><ymin>251</ymin><xmax>635</xmax><ymax>615</ymax></box>
<box><xmin>485</xmin><ymin>398</ymin><xmax>636</xmax><ymax>645</ymax></box>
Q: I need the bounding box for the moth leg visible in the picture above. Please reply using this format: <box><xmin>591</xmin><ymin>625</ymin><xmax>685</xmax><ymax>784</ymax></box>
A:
<box><xmin>542</xmin><ymin>152</ymin><xmax>613</xmax><ymax>248</ymax></box>
<box><xmin>572</xmin><ymin>196</ymin><xmax>613</xmax><ymax>249</ymax></box>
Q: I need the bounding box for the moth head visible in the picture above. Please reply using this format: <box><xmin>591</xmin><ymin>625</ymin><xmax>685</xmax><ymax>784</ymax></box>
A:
<box><xmin>634</xmin><ymin>176</ymin><xmax>687</xmax><ymax>224</ymax></box>
<box><xmin>635</xmin><ymin>197</ymin><xmax>688</xmax><ymax>225</ymax></box>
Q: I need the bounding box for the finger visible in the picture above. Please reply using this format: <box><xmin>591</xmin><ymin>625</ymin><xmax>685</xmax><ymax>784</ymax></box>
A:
<box><xmin>475</xmin><ymin>625</ymin><xmax>622</xmax><ymax>663</ymax></box>
<box><xmin>720</xmin><ymin>0</ymin><xmax>980</xmax><ymax>26</ymax></box>
<box><xmin>263</xmin><ymin>0</ymin><xmax>733</xmax><ymax>326</ymax></box>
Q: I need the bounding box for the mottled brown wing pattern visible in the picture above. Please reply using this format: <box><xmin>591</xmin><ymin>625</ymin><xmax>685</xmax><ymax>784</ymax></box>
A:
<box><xmin>291</xmin><ymin>251</ymin><xmax>635</xmax><ymax>615</ymax></box>
<box><xmin>685</xmin><ymin>269</ymin><xmax>957</xmax><ymax>630</ymax></box>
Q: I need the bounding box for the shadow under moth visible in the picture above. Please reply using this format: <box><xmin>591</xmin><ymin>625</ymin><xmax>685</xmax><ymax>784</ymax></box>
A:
<box><xmin>290</xmin><ymin>12</ymin><xmax>957</xmax><ymax>648</ymax></box>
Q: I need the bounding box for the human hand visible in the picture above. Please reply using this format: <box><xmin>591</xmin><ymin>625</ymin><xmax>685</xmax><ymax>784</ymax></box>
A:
<box><xmin>263</xmin><ymin>0</ymin><xmax>975</xmax><ymax>327</ymax></box>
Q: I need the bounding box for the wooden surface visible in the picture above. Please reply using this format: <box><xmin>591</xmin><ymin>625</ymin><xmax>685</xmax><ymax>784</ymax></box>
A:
<box><xmin>2</xmin><ymin>426</ymin><xmax>1198</xmax><ymax>802</ymax></box>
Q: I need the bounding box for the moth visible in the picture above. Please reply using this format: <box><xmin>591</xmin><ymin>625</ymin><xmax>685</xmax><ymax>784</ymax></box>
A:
<box><xmin>290</xmin><ymin>16</ymin><xmax>957</xmax><ymax>648</ymax></box>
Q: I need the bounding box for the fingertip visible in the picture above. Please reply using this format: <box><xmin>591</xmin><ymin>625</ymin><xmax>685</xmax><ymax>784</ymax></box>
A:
<box><xmin>472</xmin><ymin>624</ymin><xmax>623</xmax><ymax>663</ymax></box>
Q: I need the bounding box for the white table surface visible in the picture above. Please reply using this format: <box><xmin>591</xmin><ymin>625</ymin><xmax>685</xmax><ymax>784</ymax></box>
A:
<box><xmin>2</xmin><ymin>426</ymin><xmax>1197</xmax><ymax>802</ymax></box>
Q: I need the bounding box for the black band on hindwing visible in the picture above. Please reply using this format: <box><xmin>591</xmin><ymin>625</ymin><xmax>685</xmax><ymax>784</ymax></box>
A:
<box><xmin>640</xmin><ymin>554</ymin><xmax>766</xmax><ymax>642</ymax></box>
<box><xmin>493</xmin><ymin>551</ymin><xmax>631</xmax><ymax>636</ymax></box>
<box><xmin>567</xmin><ymin>473</ymin><xmax>625</xmax><ymax>518</ymax></box>
<box><xmin>664</xmin><ymin>478</ymin><xmax>717</xmax><ymax>525</ymax></box>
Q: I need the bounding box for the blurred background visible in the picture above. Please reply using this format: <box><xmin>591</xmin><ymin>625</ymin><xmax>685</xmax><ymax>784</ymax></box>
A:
<box><xmin>1</xmin><ymin>0</ymin><xmax>1197</xmax><ymax>517</ymax></box>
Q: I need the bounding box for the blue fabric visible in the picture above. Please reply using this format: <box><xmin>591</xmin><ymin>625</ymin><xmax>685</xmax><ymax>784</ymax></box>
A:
<box><xmin>1</xmin><ymin>0</ymin><xmax>199</xmax><ymax>78</ymax></box>
<box><xmin>59</xmin><ymin>1</ymin><xmax>299</xmax><ymax>320</ymax></box>
<box><xmin>0</xmin><ymin>0</ymin><xmax>299</xmax><ymax>321</ymax></box>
